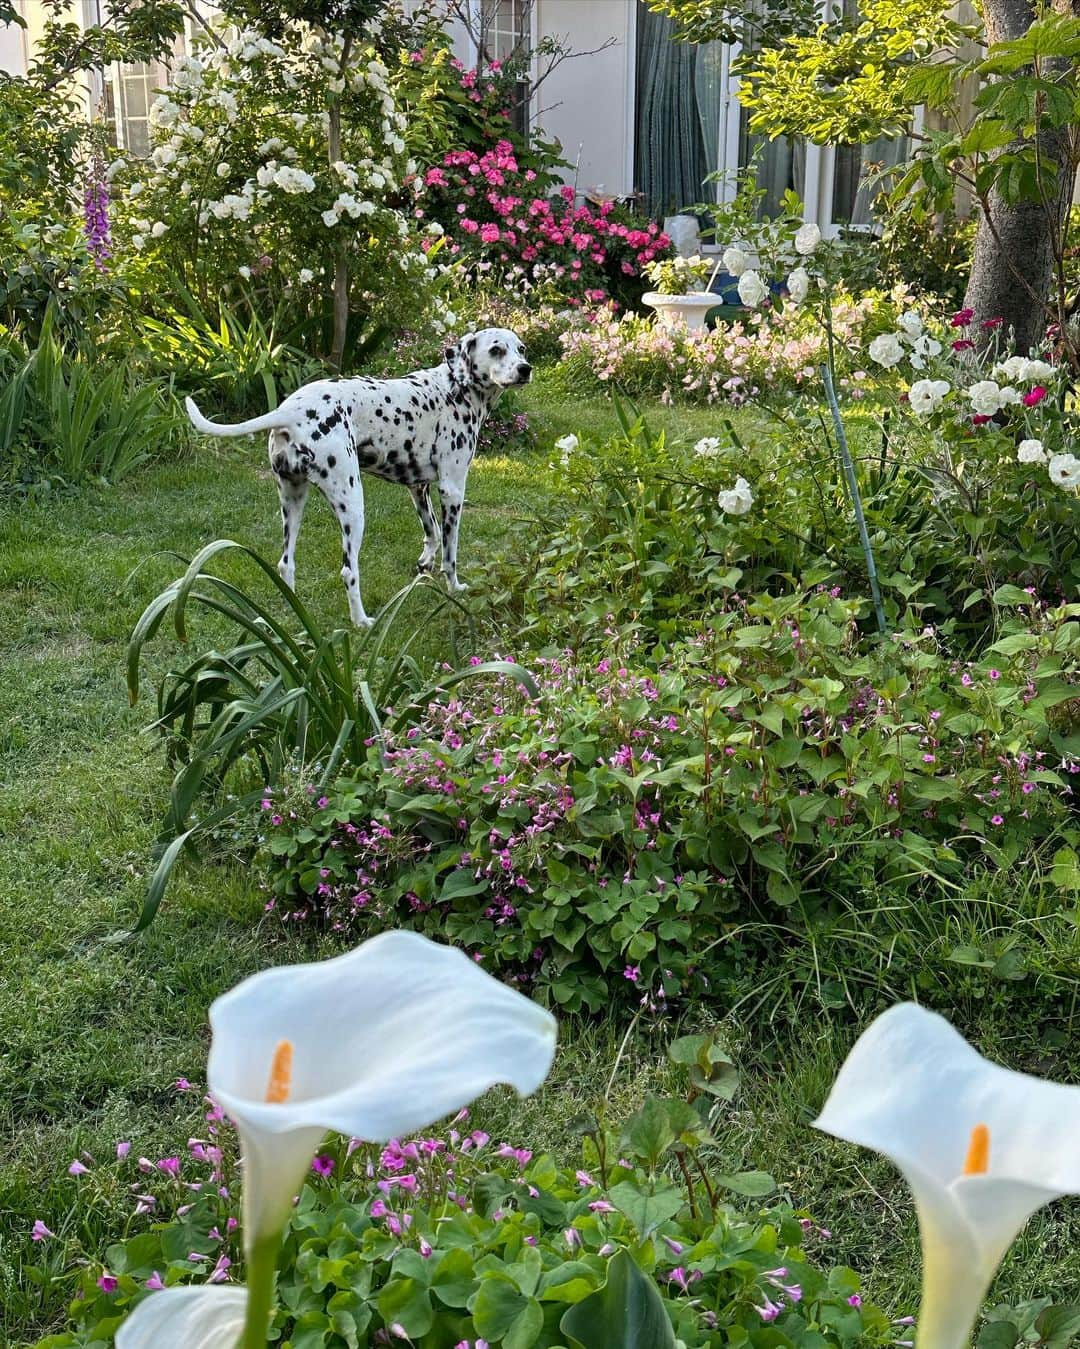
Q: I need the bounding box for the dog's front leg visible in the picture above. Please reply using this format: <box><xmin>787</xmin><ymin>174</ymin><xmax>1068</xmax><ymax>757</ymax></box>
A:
<box><xmin>438</xmin><ymin>478</ymin><xmax>468</xmax><ymax>593</ymax></box>
<box><xmin>409</xmin><ymin>482</ymin><xmax>440</xmax><ymax>574</ymax></box>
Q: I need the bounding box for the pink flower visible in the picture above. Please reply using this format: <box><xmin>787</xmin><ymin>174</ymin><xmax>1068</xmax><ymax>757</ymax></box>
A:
<box><xmin>848</xmin><ymin>1294</ymin><xmax>863</xmax><ymax>1307</ymax></box>
<box><xmin>208</xmin><ymin>1253</ymin><xmax>232</xmax><ymax>1283</ymax></box>
<box><xmin>988</xmin><ymin>668</ymin><xmax>1001</xmax><ymax>680</ymax></box>
<box><xmin>145</xmin><ymin>1271</ymin><xmax>165</xmax><ymax>1290</ymax></box>
<box><xmin>311</xmin><ymin>1154</ymin><xmax>335</xmax><ymax>1177</ymax></box>
<box><xmin>68</xmin><ymin>1160</ymin><xmax>89</xmax><ymax>1176</ymax></box>
<box><xmin>991</xmin><ymin>814</ymin><xmax>1004</xmax><ymax>825</ymax></box>
<box><xmin>951</xmin><ymin>339</ymin><xmax>974</xmax><ymax>351</ymax></box>
<box><xmin>479</xmin><ymin>223</ymin><xmax>502</xmax><ymax>244</ymax></box>
<box><xmin>116</xmin><ymin>1141</ymin><xmax>131</xmax><ymax>1159</ymax></box>
<box><xmin>156</xmin><ymin>1157</ymin><xmax>181</xmax><ymax>1177</ymax></box>
<box><xmin>950</xmin><ymin>308</ymin><xmax>974</xmax><ymax>326</ymax></box>
<box><xmin>1023</xmin><ymin>385</ymin><xmax>1047</xmax><ymax>407</ymax></box>
<box><xmin>31</xmin><ymin>1220</ymin><xmax>53</xmax><ymax>1241</ymax></box>
<box><xmin>622</xmin><ymin>965</ymin><xmax>640</xmax><ymax>982</ymax></box>
<box><xmin>98</xmin><ymin>1274</ymin><xmax>119</xmax><ymax>1294</ymax></box>
<box><xmin>982</xmin><ymin>317</ymin><xmax>1004</xmax><ymax>329</ymax></box>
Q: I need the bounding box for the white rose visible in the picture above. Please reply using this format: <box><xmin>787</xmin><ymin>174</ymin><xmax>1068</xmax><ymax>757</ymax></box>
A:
<box><xmin>298</xmin><ymin>268</ymin><xmax>314</xmax><ymax>284</ymax></box>
<box><xmin>554</xmin><ymin>434</ymin><xmax>579</xmax><ymax>456</ymax></box>
<box><xmin>912</xmin><ymin>334</ymin><xmax>941</xmax><ymax>359</ymax></box>
<box><xmin>1049</xmin><ymin>452</ymin><xmax>1080</xmax><ymax>488</ymax></box>
<box><xmin>694</xmin><ymin>437</ymin><xmax>723</xmax><ymax>457</ymax></box>
<box><xmin>737</xmin><ymin>269</ymin><xmax>769</xmax><ymax>307</ymax></box>
<box><xmin>908</xmin><ymin>378</ymin><xmax>950</xmax><ymax>416</ymax></box>
<box><xmin>794</xmin><ymin>222</ymin><xmax>821</xmax><ymax>256</ymax></box>
<box><xmin>722</xmin><ymin>245</ymin><xmax>751</xmax><ymax>277</ymax></box>
<box><xmin>1021</xmin><ymin>358</ymin><xmax>1055</xmax><ymax>382</ymax></box>
<box><xmin>717</xmin><ymin>476</ymin><xmax>754</xmax><ymax>515</ymax></box>
<box><xmin>426</xmin><ymin>221</ymin><xmax>444</xmax><ymax>237</ymax></box>
<box><xmin>969</xmin><ymin>380</ymin><xmax>1005</xmax><ymax>416</ymax></box>
<box><xmin>238</xmin><ymin>266</ymin><xmax>252</xmax><ymax>279</ymax></box>
<box><xmin>216</xmin><ymin>162</ymin><xmax>231</xmax><ymax>177</ymax></box>
<box><xmin>897</xmin><ymin>310</ymin><xmax>924</xmax><ymax>339</ymax></box>
<box><xmin>321</xmin><ymin>209</ymin><xmax>339</xmax><ymax>227</ymax></box>
<box><xmin>1017</xmin><ymin>439</ymin><xmax>1047</xmax><ymax>464</ymax></box>
<box><xmin>150</xmin><ymin>221</ymin><xmax>168</xmax><ymax>238</ymax></box>
<box><xmin>998</xmin><ymin>385</ymin><xmax>1022</xmax><ymax>406</ymax></box>
<box><xmin>995</xmin><ymin>356</ymin><xmax>1028</xmax><ymax>381</ymax></box>
<box><xmin>786</xmin><ymin>267</ymin><xmax>810</xmax><ymax>304</ymax></box>
<box><xmin>131</xmin><ymin>234</ymin><xmax>145</xmax><ymax>250</ymax></box>
<box><xmin>869</xmin><ymin>333</ymin><xmax>905</xmax><ymax>368</ymax></box>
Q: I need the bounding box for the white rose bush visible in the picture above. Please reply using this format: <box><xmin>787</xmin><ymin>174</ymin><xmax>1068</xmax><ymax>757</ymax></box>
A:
<box><xmin>865</xmin><ymin>305</ymin><xmax>1079</xmax><ymax>501</ymax></box>
<box><xmin>111</xmin><ymin>21</ymin><xmax>452</xmax><ymax>364</ymax></box>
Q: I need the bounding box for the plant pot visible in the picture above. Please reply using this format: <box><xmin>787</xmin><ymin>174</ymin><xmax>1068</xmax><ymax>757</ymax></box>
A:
<box><xmin>642</xmin><ymin>291</ymin><xmax>719</xmax><ymax>331</ymax></box>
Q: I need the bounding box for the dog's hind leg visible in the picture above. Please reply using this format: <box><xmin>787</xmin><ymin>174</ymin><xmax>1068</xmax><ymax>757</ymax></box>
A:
<box><xmin>410</xmin><ymin>482</ymin><xmax>440</xmax><ymax>574</ymax></box>
<box><xmin>329</xmin><ymin>477</ymin><xmax>373</xmax><ymax>629</ymax></box>
<box><xmin>275</xmin><ymin>475</ymin><xmax>309</xmax><ymax>592</ymax></box>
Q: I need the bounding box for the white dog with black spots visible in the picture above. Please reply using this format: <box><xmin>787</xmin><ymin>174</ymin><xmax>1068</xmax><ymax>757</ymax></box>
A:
<box><xmin>185</xmin><ymin>327</ymin><xmax>531</xmax><ymax>627</ymax></box>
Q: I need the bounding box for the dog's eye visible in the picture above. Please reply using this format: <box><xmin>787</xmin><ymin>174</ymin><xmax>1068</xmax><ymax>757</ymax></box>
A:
<box><xmin>490</xmin><ymin>345</ymin><xmax>506</xmax><ymax>357</ymax></box>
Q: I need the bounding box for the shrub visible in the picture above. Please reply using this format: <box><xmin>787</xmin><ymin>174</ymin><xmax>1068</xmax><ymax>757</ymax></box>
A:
<box><xmin>419</xmin><ymin>141</ymin><xmax>673</xmax><ymax>310</ymax></box>
<box><xmin>0</xmin><ymin>312</ymin><xmax>187</xmax><ymax>489</ymax></box>
<box><xmin>33</xmin><ymin>1077</ymin><xmax>892</xmax><ymax>1349</ymax></box>
<box><xmin>260</xmin><ymin>583</ymin><xmax>1078</xmax><ymax>1013</ymax></box>
<box><xmin>122</xmin><ymin>543</ymin><xmax>538</xmax><ymax>935</ymax></box>
<box><xmin>108</xmin><ymin>21</ymin><xmax>451</xmax><ymax>365</ymax></box>
<box><xmin>555</xmin><ymin>294</ymin><xmax>876</xmax><ymax>404</ymax></box>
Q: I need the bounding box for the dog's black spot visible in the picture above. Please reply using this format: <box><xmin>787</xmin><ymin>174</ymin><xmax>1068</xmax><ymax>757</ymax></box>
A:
<box><xmin>320</xmin><ymin>468</ymin><xmax>328</xmax><ymax>479</ymax></box>
<box><xmin>327</xmin><ymin>454</ymin><xmax>336</xmax><ymax>468</ymax></box>
<box><xmin>323</xmin><ymin>394</ymin><xmax>331</xmax><ymax>402</ymax></box>
<box><xmin>344</xmin><ymin>523</ymin><xmax>350</xmax><ymax>535</ymax></box>
<box><xmin>306</xmin><ymin>408</ymin><xmax>317</xmax><ymax>420</ymax></box>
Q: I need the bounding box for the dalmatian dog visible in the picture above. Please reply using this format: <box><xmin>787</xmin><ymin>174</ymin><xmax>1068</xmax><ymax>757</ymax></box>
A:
<box><xmin>185</xmin><ymin>327</ymin><xmax>531</xmax><ymax>627</ymax></box>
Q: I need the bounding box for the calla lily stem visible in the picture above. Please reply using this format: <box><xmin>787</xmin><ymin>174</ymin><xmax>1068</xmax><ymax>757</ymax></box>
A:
<box><xmin>239</xmin><ymin>1235</ymin><xmax>279</xmax><ymax>1349</ymax></box>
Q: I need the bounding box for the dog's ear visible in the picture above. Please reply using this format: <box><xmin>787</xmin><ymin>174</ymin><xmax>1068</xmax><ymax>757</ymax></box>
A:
<box><xmin>444</xmin><ymin>333</ymin><xmax>478</xmax><ymax>387</ymax></box>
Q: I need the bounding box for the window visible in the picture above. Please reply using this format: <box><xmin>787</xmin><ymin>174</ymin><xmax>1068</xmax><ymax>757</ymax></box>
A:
<box><xmin>483</xmin><ymin>0</ymin><xmax>529</xmax><ymax>137</ymax></box>
<box><xmin>111</xmin><ymin>62</ymin><xmax>165</xmax><ymax>157</ymax></box>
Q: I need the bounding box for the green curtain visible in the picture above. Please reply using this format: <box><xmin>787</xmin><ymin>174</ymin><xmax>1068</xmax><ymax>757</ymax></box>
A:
<box><xmin>634</xmin><ymin>7</ymin><xmax>711</xmax><ymax>217</ymax></box>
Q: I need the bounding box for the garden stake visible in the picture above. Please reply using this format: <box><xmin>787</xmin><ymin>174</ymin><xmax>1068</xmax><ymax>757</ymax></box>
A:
<box><xmin>820</xmin><ymin>362</ymin><xmax>887</xmax><ymax>634</ymax></box>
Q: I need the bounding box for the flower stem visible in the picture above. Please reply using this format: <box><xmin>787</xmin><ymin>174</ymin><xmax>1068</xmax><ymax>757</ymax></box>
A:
<box><xmin>239</xmin><ymin>1235</ymin><xmax>279</xmax><ymax>1349</ymax></box>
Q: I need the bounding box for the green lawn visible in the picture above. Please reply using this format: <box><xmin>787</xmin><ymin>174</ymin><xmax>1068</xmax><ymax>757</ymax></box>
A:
<box><xmin>1</xmin><ymin>387</ymin><xmax>1077</xmax><ymax>1344</ymax></box>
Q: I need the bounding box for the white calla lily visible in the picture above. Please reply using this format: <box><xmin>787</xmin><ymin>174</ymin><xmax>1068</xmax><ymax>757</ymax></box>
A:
<box><xmin>119</xmin><ymin>930</ymin><xmax>557</xmax><ymax>1349</ymax></box>
<box><xmin>209</xmin><ymin>929</ymin><xmax>558</xmax><ymax>1242</ymax></box>
<box><xmin>116</xmin><ymin>1286</ymin><xmax>247</xmax><ymax>1348</ymax></box>
<box><xmin>815</xmin><ymin>1003</ymin><xmax>1080</xmax><ymax>1349</ymax></box>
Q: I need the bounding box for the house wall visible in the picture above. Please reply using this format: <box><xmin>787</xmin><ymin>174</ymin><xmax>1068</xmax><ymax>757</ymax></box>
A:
<box><xmin>531</xmin><ymin>0</ymin><xmax>632</xmax><ymax>196</ymax></box>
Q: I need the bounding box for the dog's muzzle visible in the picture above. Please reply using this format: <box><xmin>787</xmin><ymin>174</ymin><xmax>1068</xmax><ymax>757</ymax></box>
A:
<box><xmin>514</xmin><ymin>363</ymin><xmax>532</xmax><ymax>385</ymax></box>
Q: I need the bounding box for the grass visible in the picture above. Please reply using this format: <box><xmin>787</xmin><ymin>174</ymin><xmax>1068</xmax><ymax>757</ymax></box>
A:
<box><xmin>2</xmin><ymin>385</ymin><xmax>1078</xmax><ymax>1344</ymax></box>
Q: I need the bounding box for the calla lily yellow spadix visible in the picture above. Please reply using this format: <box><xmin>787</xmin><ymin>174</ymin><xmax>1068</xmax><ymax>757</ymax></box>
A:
<box><xmin>814</xmin><ymin>1003</ymin><xmax>1080</xmax><ymax>1349</ymax></box>
<box><xmin>116</xmin><ymin>930</ymin><xmax>558</xmax><ymax>1349</ymax></box>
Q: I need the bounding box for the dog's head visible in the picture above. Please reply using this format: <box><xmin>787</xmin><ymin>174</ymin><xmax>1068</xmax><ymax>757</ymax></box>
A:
<box><xmin>444</xmin><ymin>328</ymin><xmax>531</xmax><ymax>391</ymax></box>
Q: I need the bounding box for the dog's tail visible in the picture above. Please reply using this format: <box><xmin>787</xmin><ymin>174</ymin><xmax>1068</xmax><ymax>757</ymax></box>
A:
<box><xmin>185</xmin><ymin>396</ymin><xmax>290</xmax><ymax>438</ymax></box>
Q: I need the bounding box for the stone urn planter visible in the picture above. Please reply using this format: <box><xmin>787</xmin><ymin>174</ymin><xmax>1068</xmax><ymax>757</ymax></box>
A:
<box><xmin>641</xmin><ymin>290</ymin><xmax>720</xmax><ymax>331</ymax></box>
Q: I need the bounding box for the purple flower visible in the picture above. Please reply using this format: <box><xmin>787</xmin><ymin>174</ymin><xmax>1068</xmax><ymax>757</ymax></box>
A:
<box><xmin>82</xmin><ymin>158</ymin><xmax>111</xmax><ymax>270</ymax></box>
<box><xmin>991</xmin><ymin>814</ymin><xmax>1004</xmax><ymax>826</ymax></box>
<box><xmin>68</xmin><ymin>1160</ymin><xmax>89</xmax><ymax>1176</ymax></box>
<box><xmin>208</xmin><ymin>1253</ymin><xmax>232</xmax><ymax>1283</ymax></box>
<box><xmin>156</xmin><ymin>1157</ymin><xmax>181</xmax><ymax>1177</ymax></box>
<box><xmin>622</xmin><ymin>965</ymin><xmax>640</xmax><ymax>982</ymax></box>
<box><xmin>311</xmin><ymin>1154</ymin><xmax>335</xmax><ymax>1177</ymax></box>
<box><xmin>31</xmin><ymin>1220</ymin><xmax>54</xmax><ymax>1241</ymax></box>
<box><xmin>145</xmin><ymin>1271</ymin><xmax>165</xmax><ymax>1290</ymax></box>
<box><xmin>757</xmin><ymin>1294</ymin><xmax>784</xmax><ymax>1322</ymax></box>
<box><xmin>848</xmin><ymin>1294</ymin><xmax>862</xmax><ymax>1307</ymax></box>
<box><xmin>116</xmin><ymin>1141</ymin><xmax>131</xmax><ymax>1159</ymax></box>
<box><xmin>98</xmin><ymin>1274</ymin><xmax>119</xmax><ymax>1294</ymax></box>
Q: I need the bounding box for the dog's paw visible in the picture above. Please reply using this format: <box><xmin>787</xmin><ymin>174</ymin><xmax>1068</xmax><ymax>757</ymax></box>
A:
<box><xmin>416</xmin><ymin>559</ymin><xmax>435</xmax><ymax>575</ymax></box>
<box><xmin>447</xmin><ymin>579</ymin><xmax>470</xmax><ymax>594</ymax></box>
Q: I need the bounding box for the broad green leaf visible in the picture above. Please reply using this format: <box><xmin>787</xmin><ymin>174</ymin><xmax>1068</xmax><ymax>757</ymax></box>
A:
<box><xmin>560</xmin><ymin>1250</ymin><xmax>676</xmax><ymax>1349</ymax></box>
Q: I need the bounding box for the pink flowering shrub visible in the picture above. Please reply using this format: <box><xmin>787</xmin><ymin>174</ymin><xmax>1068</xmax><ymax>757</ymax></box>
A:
<box><xmin>557</xmin><ymin>295</ymin><xmax>875</xmax><ymax>404</ymax></box>
<box><xmin>418</xmin><ymin>139</ymin><xmax>673</xmax><ymax>308</ymax></box>
<box><xmin>261</xmin><ymin>586</ymin><xmax>1074</xmax><ymax>1013</ymax></box>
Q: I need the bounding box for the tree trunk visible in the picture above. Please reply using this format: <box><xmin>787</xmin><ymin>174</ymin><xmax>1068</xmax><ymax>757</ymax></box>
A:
<box><xmin>961</xmin><ymin>0</ymin><xmax>1075</xmax><ymax>353</ymax></box>
<box><xmin>328</xmin><ymin>33</ymin><xmax>354</xmax><ymax>372</ymax></box>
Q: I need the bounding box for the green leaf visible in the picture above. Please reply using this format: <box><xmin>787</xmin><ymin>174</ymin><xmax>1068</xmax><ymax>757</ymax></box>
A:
<box><xmin>560</xmin><ymin>1250</ymin><xmax>677</xmax><ymax>1349</ymax></box>
<box><xmin>713</xmin><ymin>1170</ymin><xmax>776</xmax><ymax>1197</ymax></box>
<box><xmin>607</xmin><ymin>1180</ymin><xmax>684</xmax><ymax>1236</ymax></box>
<box><xmin>620</xmin><ymin>1096</ymin><xmax>675</xmax><ymax>1169</ymax></box>
<box><xmin>977</xmin><ymin>1321</ymin><xmax>1020</xmax><ymax>1349</ymax></box>
<box><xmin>1033</xmin><ymin>1303</ymin><xmax>1080</xmax><ymax>1347</ymax></box>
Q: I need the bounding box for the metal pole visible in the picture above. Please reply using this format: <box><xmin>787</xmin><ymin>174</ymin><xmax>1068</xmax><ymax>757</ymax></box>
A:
<box><xmin>820</xmin><ymin>362</ymin><xmax>887</xmax><ymax>635</ymax></box>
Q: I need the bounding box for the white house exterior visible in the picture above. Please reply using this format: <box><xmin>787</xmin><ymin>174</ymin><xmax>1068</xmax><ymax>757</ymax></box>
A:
<box><xmin>3</xmin><ymin>0</ymin><xmax>904</xmax><ymax>235</ymax></box>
